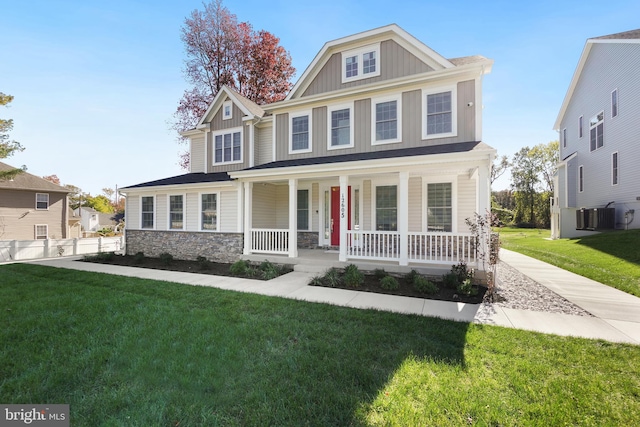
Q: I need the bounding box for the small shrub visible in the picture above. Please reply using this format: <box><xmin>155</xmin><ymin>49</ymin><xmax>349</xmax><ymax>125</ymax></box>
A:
<box><xmin>159</xmin><ymin>252</ymin><xmax>174</xmax><ymax>266</ymax></box>
<box><xmin>404</xmin><ymin>269</ymin><xmax>420</xmax><ymax>285</ymax></box>
<box><xmin>343</xmin><ymin>264</ymin><xmax>364</xmax><ymax>288</ymax></box>
<box><xmin>196</xmin><ymin>256</ymin><xmax>210</xmax><ymax>270</ymax></box>
<box><xmin>442</xmin><ymin>272</ymin><xmax>460</xmax><ymax>289</ymax></box>
<box><xmin>413</xmin><ymin>276</ymin><xmax>438</xmax><ymax>295</ymax></box>
<box><xmin>380</xmin><ymin>275</ymin><xmax>399</xmax><ymax>291</ymax></box>
<box><xmin>373</xmin><ymin>268</ymin><xmax>388</xmax><ymax>280</ymax></box>
<box><xmin>323</xmin><ymin>268</ymin><xmax>342</xmax><ymax>288</ymax></box>
<box><xmin>457</xmin><ymin>278</ymin><xmax>478</xmax><ymax>296</ymax></box>
<box><xmin>245</xmin><ymin>266</ymin><xmax>260</xmax><ymax>278</ymax></box>
<box><xmin>308</xmin><ymin>275</ymin><xmax>324</xmax><ymax>286</ymax></box>
<box><xmin>133</xmin><ymin>252</ymin><xmax>145</xmax><ymax>264</ymax></box>
<box><xmin>451</xmin><ymin>261</ymin><xmax>472</xmax><ymax>284</ymax></box>
<box><xmin>84</xmin><ymin>251</ymin><xmax>114</xmax><ymax>262</ymax></box>
<box><xmin>230</xmin><ymin>260</ymin><xmax>249</xmax><ymax>276</ymax></box>
<box><xmin>260</xmin><ymin>260</ymin><xmax>281</xmax><ymax>280</ymax></box>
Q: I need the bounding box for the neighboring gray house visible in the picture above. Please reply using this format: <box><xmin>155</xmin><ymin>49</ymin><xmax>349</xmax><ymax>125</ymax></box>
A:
<box><xmin>121</xmin><ymin>24</ymin><xmax>495</xmax><ymax>268</ymax></box>
<box><xmin>552</xmin><ymin>29</ymin><xmax>640</xmax><ymax>239</ymax></box>
<box><xmin>73</xmin><ymin>206</ymin><xmax>117</xmax><ymax>233</ymax></box>
<box><xmin>0</xmin><ymin>161</ymin><xmax>72</xmax><ymax>240</ymax></box>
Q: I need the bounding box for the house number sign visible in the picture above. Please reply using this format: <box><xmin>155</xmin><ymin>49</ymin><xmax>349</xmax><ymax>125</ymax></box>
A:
<box><xmin>340</xmin><ymin>193</ymin><xmax>346</xmax><ymax>219</ymax></box>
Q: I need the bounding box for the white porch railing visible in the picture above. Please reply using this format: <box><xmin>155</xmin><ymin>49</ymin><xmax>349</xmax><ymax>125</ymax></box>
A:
<box><xmin>346</xmin><ymin>231</ymin><xmax>476</xmax><ymax>264</ymax></box>
<box><xmin>250</xmin><ymin>229</ymin><xmax>289</xmax><ymax>255</ymax></box>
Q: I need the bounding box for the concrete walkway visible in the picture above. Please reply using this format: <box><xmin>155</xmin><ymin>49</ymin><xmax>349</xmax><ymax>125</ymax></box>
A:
<box><xmin>19</xmin><ymin>250</ymin><xmax>640</xmax><ymax>345</ymax></box>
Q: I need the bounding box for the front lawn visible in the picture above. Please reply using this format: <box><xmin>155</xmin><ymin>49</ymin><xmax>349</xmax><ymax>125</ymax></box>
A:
<box><xmin>498</xmin><ymin>228</ymin><xmax>640</xmax><ymax>297</ymax></box>
<box><xmin>2</xmin><ymin>264</ymin><xmax>639</xmax><ymax>426</ymax></box>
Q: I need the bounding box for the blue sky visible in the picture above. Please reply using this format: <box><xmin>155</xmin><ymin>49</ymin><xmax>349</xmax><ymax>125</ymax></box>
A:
<box><xmin>4</xmin><ymin>0</ymin><xmax>639</xmax><ymax>195</ymax></box>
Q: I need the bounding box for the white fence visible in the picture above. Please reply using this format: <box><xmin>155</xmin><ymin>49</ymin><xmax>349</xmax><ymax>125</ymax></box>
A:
<box><xmin>0</xmin><ymin>236</ymin><xmax>124</xmax><ymax>262</ymax></box>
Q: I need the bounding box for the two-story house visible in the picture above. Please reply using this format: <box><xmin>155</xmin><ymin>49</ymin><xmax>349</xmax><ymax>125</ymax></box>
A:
<box><xmin>552</xmin><ymin>29</ymin><xmax>640</xmax><ymax>239</ymax></box>
<box><xmin>121</xmin><ymin>24</ymin><xmax>495</xmax><ymax>269</ymax></box>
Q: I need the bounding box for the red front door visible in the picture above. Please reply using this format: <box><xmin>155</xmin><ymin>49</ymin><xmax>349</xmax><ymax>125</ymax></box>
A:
<box><xmin>330</xmin><ymin>186</ymin><xmax>351</xmax><ymax>246</ymax></box>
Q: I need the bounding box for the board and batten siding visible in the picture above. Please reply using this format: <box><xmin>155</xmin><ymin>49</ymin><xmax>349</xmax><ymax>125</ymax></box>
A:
<box><xmin>205</xmin><ymin>97</ymin><xmax>251</xmax><ymax>173</ymax></box>
<box><xmin>190</xmin><ymin>134</ymin><xmax>206</xmax><ymax>173</ymax></box>
<box><xmin>255</xmin><ymin>125</ymin><xmax>273</xmax><ymax>166</ymax></box>
<box><xmin>0</xmin><ymin>189</ymin><xmax>67</xmax><ymax>240</ymax></box>
<box><xmin>302</xmin><ymin>40</ymin><xmax>434</xmax><ymax>97</ymax></box>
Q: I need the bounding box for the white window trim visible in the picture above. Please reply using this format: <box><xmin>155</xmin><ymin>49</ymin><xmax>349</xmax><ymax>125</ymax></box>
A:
<box><xmin>289</xmin><ymin>110</ymin><xmax>313</xmax><ymax>154</ymax></box>
<box><xmin>35</xmin><ymin>193</ymin><xmax>49</xmax><ymax>210</ymax></box>
<box><xmin>199</xmin><ymin>191</ymin><xmax>220</xmax><ymax>232</ymax></box>
<box><xmin>422</xmin><ymin>85</ymin><xmax>458</xmax><ymax>140</ymax></box>
<box><xmin>341</xmin><ymin>43</ymin><xmax>381</xmax><ymax>83</ymax></box>
<box><xmin>562</xmin><ymin>128</ymin><xmax>567</xmax><ymax>148</ymax></box>
<box><xmin>611</xmin><ymin>88</ymin><xmax>618</xmax><ymax>119</ymax></box>
<box><xmin>222</xmin><ymin>100</ymin><xmax>233</xmax><ymax>120</ymax></box>
<box><xmin>35</xmin><ymin>224</ymin><xmax>48</xmax><ymax>240</ymax></box>
<box><xmin>327</xmin><ymin>102</ymin><xmax>354</xmax><ymax>150</ymax></box>
<box><xmin>578</xmin><ymin>165</ymin><xmax>584</xmax><ymax>193</ymax></box>
<box><xmin>167</xmin><ymin>193</ymin><xmax>186</xmax><ymax>231</ymax></box>
<box><xmin>422</xmin><ymin>176</ymin><xmax>458</xmax><ymax>233</ymax></box>
<box><xmin>371</xmin><ymin>94</ymin><xmax>402</xmax><ymax>145</ymax></box>
<box><xmin>370</xmin><ymin>177</ymin><xmax>399</xmax><ymax>232</ymax></box>
<box><xmin>611</xmin><ymin>152</ymin><xmax>619</xmax><ymax>186</ymax></box>
<box><xmin>139</xmin><ymin>195</ymin><xmax>156</xmax><ymax>230</ymax></box>
<box><xmin>212</xmin><ymin>126</ymin><xmax>244</xmax><ymax>165</ymax></box>
<box><xmin>578</xmin><ymin>115</ymin><xmax>583</xmax><ymax>139</ymax></box>
<box><xmin>296</xmin><ymin>186</ymin><xmax>311</xmax><ymax>231</ymax></box>
<box><xmin>589</xmin><ymin>111</ymin><xmax>604</xmax><ymax>152</ymax></box>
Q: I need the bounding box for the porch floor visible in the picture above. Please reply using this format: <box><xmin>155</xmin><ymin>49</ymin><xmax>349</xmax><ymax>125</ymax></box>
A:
<box><xmin>242</xmin><ymin>248</ymin><xmax>455</xmax><ymax>277</ymax></box>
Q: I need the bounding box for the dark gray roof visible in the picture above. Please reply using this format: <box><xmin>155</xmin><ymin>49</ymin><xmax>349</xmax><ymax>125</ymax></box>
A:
<box><xmin>121</xmin><ymin>172</ymin><xmax>232</xmax><ymax>189</ymax></box>
<box><xmin>245</xmin><ymin>141</ymin><xmax>483</xmax><ymax>171</ymax></box>
<box><xmin>0</xmin><ymin>161</ymin><xmax>71</xmax><ymax>192</ymax></box>
<box><xmin>593</xmin><ymin>29</ymin><xmax>640</xmax><ymax>40</ymax></box>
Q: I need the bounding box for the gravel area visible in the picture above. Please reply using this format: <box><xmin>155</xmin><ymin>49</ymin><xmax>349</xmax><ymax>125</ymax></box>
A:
<box><xmin>485</xmin><ymin>261</ymin><xmax>594</xmax><ymax>317</ymax></box>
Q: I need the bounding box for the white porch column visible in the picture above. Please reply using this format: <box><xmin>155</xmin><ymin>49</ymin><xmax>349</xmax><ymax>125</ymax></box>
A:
<box><xmin>398</xmin><ymin>171</ymin><xmax>409</xmax><ymax>266</ymax></box>
<box><xmin>476</xmin><ymin>161</ymin><xmax>490</xmax><ymax>217</ymax></box>
<box><xmin>243</xmin><ymin>182</ymin><xmax>253</xmax><ymax>255</ymax></box>
<box><xmin>288</xmin><ymin>178</ymin><xmax>298</xmax><ymax>258</ymax></box>
<box><xmin>339</xmin><ymin>175</ymin><xmax>348</xmax><ymax>262</ymax></box>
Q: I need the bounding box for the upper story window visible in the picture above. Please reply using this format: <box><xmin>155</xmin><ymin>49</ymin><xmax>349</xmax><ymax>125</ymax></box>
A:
<box><xmin>579</xmin><ymin>116</ymin><xmax>583</xmax><ymax>138</ymax></box>
<box><xmin>289</xmin><ymin>111</ymin><xmax>312</xmax><ymax>153</ymax></box>
<box><xmin>141</xmin><ymin>196</ymin><xmax>154</xmax><ymax>229</ymax></box>
<box><xmin>611</xmin><ymin>89</ymin><xmax>618</xmax><ymax>118</ymax></box>
<box><xmin>578</xmin><ymin>165</ymin><xmax>584</xmax><ymax>193</ymax></box>
<box><xmin>589</xmin><ymin>111</ymin><xmax>604</xmax><ymax>152</ymax></box>
<box><xmin>423</xmin><ymin>86</ymin><xmax>457</xmax><ymax>140</ymax></box>
<box><xmin>612</xmin><ymin>152</ymin><xmax>618</xmax><ymax>186</ymax></box>
<box><xmin>214</xmin><ymin>128</ymin><xmax>242</xmax><ymax>164</ymax></box>
<box><xmin>35</xmin><ymin>193</ymin><xmax>49</xmax><ymax>210</ymax></box>
<box><xmin>223</xmin><ymin>100</ymin><xmax>232</xmax><ymax>120</ymax></box>
<box><xmin>328</xmin><ymin>103</ymin><xmax>353</xmax><ymax>149</ymax></box>
<box><xmin>372</xmin><ymin>95</ymin><xmax>401</xmax><ymax>145</ymax></box>
<box><xmin>201</xmin><ymin>193</ymin><xmax>218</xmax><ymax>231</ymax></box>
<box><xmin>562</xmin><ymin>128</ymin><xmax>567</xmax><ymax>148</ymax></box>
<box><xmin>169</xmin><ymin>195</ymin><xmax>184</xmax><ymax>230</ymax></box>
<box><xmin>341</xmin><ymin>43</ymin><xmax>381</xmax><ymax>83</ymax></box>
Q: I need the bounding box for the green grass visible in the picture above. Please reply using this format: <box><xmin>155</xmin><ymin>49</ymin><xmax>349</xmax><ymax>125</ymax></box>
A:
<box><xmin>498</xmin><ymin>227</ymin><xmax>640</xmax><ymax>297</ymax></box>
<box><xmin>2</xmin><ymin>264</ymin><xmax>640</xmax><ymax>426</ymax></box>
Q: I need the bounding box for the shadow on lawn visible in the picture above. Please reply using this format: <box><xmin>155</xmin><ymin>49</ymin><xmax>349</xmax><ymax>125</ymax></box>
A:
<box><xmin>573</xmin><ymin>229</ymin><xmax>640</xmax><ymax>265</ymax></box>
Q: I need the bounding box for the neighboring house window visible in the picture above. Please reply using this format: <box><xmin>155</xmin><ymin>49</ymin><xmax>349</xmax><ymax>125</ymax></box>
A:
<box><xmin>589</xmin><ymin>111</ymin><xmax>604</xmax><ymax>152</ymax></box>
<box><xmin>214</xmin><ymin>128</ymin><xmax>242</xmax><ymax>163</ymax></box>
<box><xmin>35</xmin><ymin>193</ymin><xmax>49</xmax><ymax>210</ymax></box>
<box><xmin>611</xmin><ymin>89</ymin><xmax>618</xmax><ymax>118</ymax></box>
<box><xmin>612</xmin><ymin>152</ymin><xmax>618</xmax><ymax>186</ymax></box>
<box><xmin>297</xmin><ymin>189</ymin><xmax>309</xmax><ymax>230</ymax></box>
<box><xmin>579</xmin><ymin>115</ymin><xmax>583</xmax><ymax>138</ymax></box>
<box><xmin>423</xmin><ymin>86</ymin><xmax>457</xmax><ymax>139</ymax></box>
<box><xmin>376</xmin><ymin>185</ymin><xmax>397</xmax><ymax>231</ymax></box>
<box><xmin>35</xmin><ymin>224</ymin><xmax>48</xmax><ymax>240</ymax></box>
<box><xmin>328</xmin><ymin>104</ymin><xmax>353</xmax><ymax>149</ymax></box>
<box><xmin>341</xmin><ymin>43</ymin><xmax>380</xmax><ymax>83</ymax></box>
<box><xmin>578</xmin><ymin>165</ymin><xmax>584</xmax><ymax>193</ymax></box>
<box><xmin>201</xmin><ymin>193</ymin><xmax>218</xmax><ymax>231</ymax></box>
<box><xmin>426</xmin><ymin>183</ymin><xmax>452</xmax><ymax>232</ymax></box>
<box><xmin>223</xmin><ymin>100</ymin><xmax>232</xmax><ymax>120</ymax></box>
<box><xmin>169</xmin><ymin>195</ymin><xmax>184</xmax><ymax>230</ymax></box>
<box><xmin>562</xmin><ymin>128</ymin><xmax>567</xmax><ymax>148</ymax></box>
<box><xmin>372</xmin><ymin>96</ymin><xmax>401</xmax><ymax>144</ymax></box>
<box><xmin>141</xmin><ymin>196</ymin><xmax>154</xmax><ymax>229</ymax></box>
<box><xmin>290</xmin><ymin>112</ymin><xmax>312</xmax><ymax>153</ymax></box>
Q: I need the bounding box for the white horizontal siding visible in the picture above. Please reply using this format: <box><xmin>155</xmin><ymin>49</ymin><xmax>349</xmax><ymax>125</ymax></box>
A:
<box><xmin>457</xmin><ymin>176</ymin><xmax>476</xmax><ymax>232</ymax></box>
<box><xmin>255</xmin><ymin>125</ymin><xmax>273</xmax><ymax>166</ymax></box>
<box><xmin>408</xmin><ymin>177</ymin><xmax>421</xmax><ymax>232</ymax></box>
<box><xmin>186</xmin><ymin>192</ymin><xmax>199</xmax><ymax>231</ymax></box>
<box><xmin>190</xmin><ymin>134</ymin><xmax>206</xmax><ymax>173</ymax></box>
<box><xmin>220</xmin><ymin>190</ymin><xmax>238</xmax><ymax>232</ymax></box>
<box><xmin>156</xmin><ymin>194</ymin><xmax>167</xmax><ymax>230</ymax></box>
<box><xmin>127</xmin><ymin>195</ymin><xmax>140</xmax><ymax>229</ymax></box>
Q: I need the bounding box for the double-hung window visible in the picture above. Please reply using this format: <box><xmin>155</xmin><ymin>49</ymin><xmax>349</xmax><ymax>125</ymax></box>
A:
<box><xmin>579</xmin><ymin>116</ymin><xmax>583</xmax><ymax>138</ymax></box>
<box><xmin>201</xmin><ymin>193</ymin><xmax>218</xmax><ymax>231</ymax></box>
<box><xmin>297</xmin><ymin>189</ymin><xmax>309</xmax><ymax>230</ymax></box>
<box><xmin>612</xmin><ymin>152</ymin><xmax>618</xmax><ymax>186</ymax></box>
<box><xmin>214</xmin><ymin>128</ymin><xmax>242</xmax><ymax>164</ymax></box>
<box><xmin>423</xmin><ymin>86</ymin><xmax>457</xmax><ymax>139</ymax></box>
<box><xmin>35</xmin><ymin>224</ymin><xmax>48</xmax><ymax>240</ymax></box>
<box><xmin>426</xmin><ymin>183</ymin><xmax>452</xmax><ymax>232</ymax></box>
<box><xmin>141</xmin><ymin>196</ymin><xmax>154</xmax><ymax>229</ymax></box>
<box><xmin>372</xmin><ymin>96</ymin><xmax>401</xmax><ymax>144</ymax></box>
<box><xmin>289</xmin><ymin>112</ymin><xmax>311</xmax><ymax>153</ymax></box>
<box><xmin>223</xmin><ymin>100</ymin><xmax>232</xmax><ymax>120</ymax></box>
<box><xmin>36</xmin><ymin>193</ymin><xmax>49</xmax><ymax>210</ymax></box>
<box><xmin>341</xmin><ymin>44</ymin><xmax>380</xmax><ymax>83</ymax></box>
<box><xmin>375</xmin><ymin>185</ymin><xmax>397</xmax><ymax>231</ymax></box>
<box><xmin>562</xmin><ymin>128</ymin><xmax>567</xmax><ymax>148</ymax></box>
<box><xmin>611</xmin><ymin>89</ymin><xmax>618</xmax><ymax>118</ymax></box>
<box><xmin>578</xmin><ymin>165</ymin><xmax>584</xmax><ymax>193</ymax></box>
<box><xmin>589</xmin><ymin>112</ymin><xmax>604</xmax><ymax>152</ymax></box>
<box><xmin>169</xmin><ymin>195</ymin><xmax>184</xmax><ymax>230</ymax></box>
<box><xmin>328</xmin><ymin>103</ymin><xmax>353</xmax><ymax>149</ymax></box>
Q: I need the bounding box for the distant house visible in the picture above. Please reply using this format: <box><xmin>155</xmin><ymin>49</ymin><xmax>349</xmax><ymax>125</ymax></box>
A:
<box><xmin>552</xmin><ymin>29</ymin><xmax>640</xmax><ymax>238</ymax></box>
<box><xmin>73</xmin><ymin>207</ymin><xmax>117</xmax><ymax>233</ymax></box>
<box><xmin>0</xmin><ymin>161</ymin><xmax>73</xmax><ymax>240</ymax></box>
<box><xmin>121</xmin><ymin>24</ymin><xmax>495</xmax><ymax>269</ymax></box>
